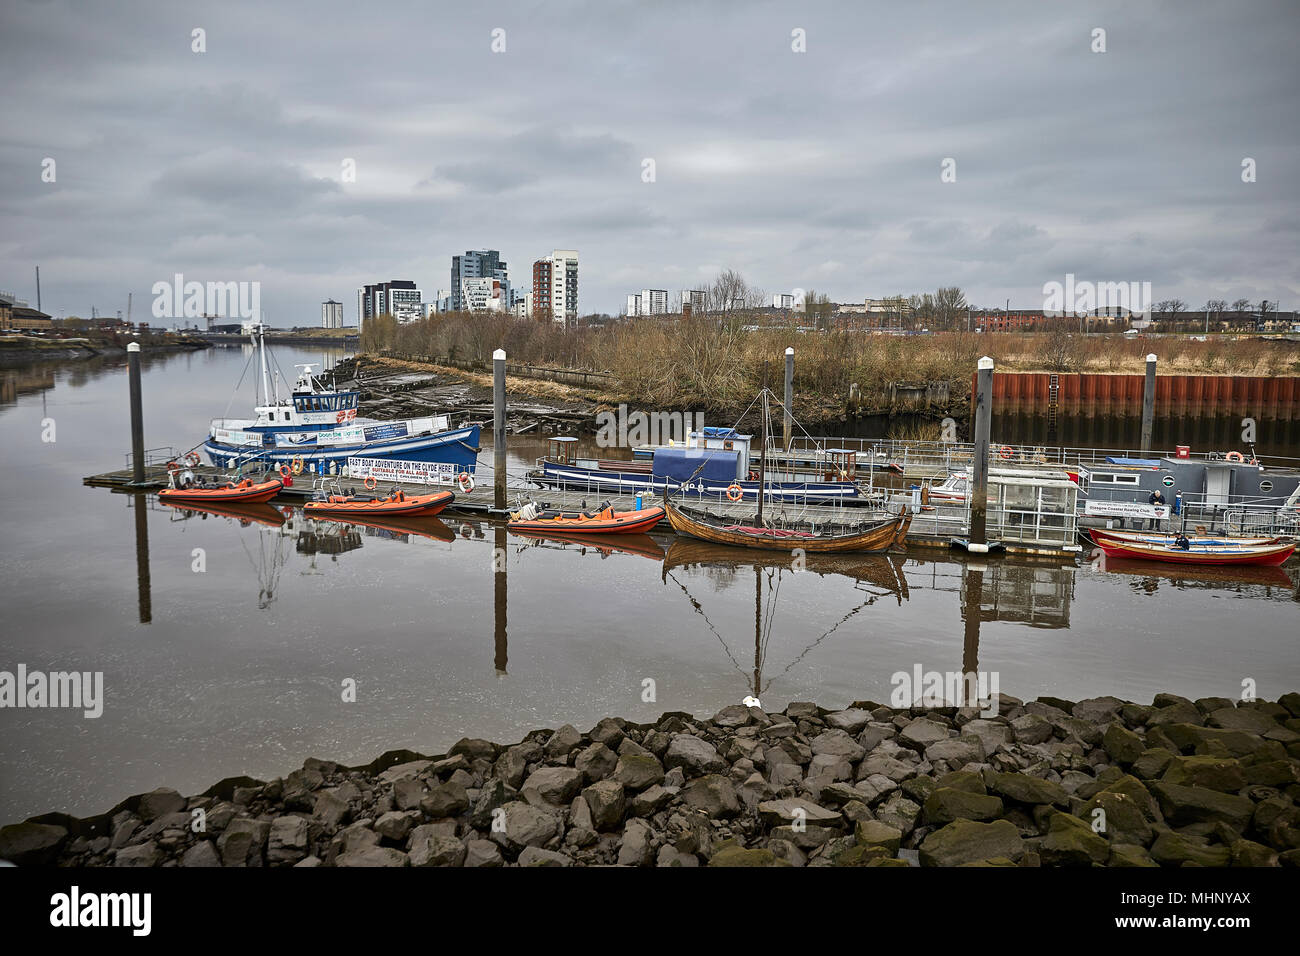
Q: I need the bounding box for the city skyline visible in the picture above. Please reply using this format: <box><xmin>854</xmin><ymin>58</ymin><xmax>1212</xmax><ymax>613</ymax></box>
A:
<box><xmin>3</xmin><ymin>1</ymin><xmax>1297</xmax><ymax>322</ymax></box>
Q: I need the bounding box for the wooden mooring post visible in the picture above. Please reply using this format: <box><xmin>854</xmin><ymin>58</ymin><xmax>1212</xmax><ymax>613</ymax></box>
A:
<box><xmin>1140</xmin><ymin>353</ymin><xmax>1157</xmax><ymax>453</ymax></box>
<box><xmin>128</xmin><ymin>342</ymin><xmax>146</xmax><ymax>484</ymax></box>
<box><xmin>493</xmin><ymin>348</ymin><xmax>506</xmax><ymax>510</ymax></box>
<box><xmin>969</xmin><ymin>356</ymin><xmax>994</xmax><ymax>552</ymax></box>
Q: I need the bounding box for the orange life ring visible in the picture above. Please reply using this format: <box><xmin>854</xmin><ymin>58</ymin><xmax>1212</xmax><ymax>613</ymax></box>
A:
<box><xmin>185</xmin><ymin>451</ymin><xmax>202</xmax><ymax>467</ymax></box>
<box><xmin>458</xmin><ymin>472</ymin><xmax>475</xmax><ymax>492</ymax></box>
<box><xmin>278</xmin><ymin>464</ymin><xmax>291</xmax><ymax>479</ymax></box>
<box><xmin>726</xmin><ymin>483</ymin><xmax>744</xmax><ymax>501</ymax></box>
<box><xmin>166</xmin><ymin>460</ymin><xmax>181</xmax><ymax>473</ymax></box>
<box><xmin>998</xmin><ymin>445</ymin><xmax>1013</xmax><ymax>460</ymax></box>
<box><xmin>1225</xmin><ymin>451</ymin><xmax>1244</xmax><ymax>462</ymax></box>
<box><xmin>291</xmin><ymin>456</ymin><xmax>305</xmax><ymax>475</ymax></box>
<box><xmin>364</xmin><ymin>476</ymin><xmax>377</xmax><ymax>491</ymax></box>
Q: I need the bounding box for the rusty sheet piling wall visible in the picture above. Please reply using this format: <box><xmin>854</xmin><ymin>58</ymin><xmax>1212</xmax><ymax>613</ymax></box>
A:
<box><xmin>974</xmin><ymin>372</ymin><xmax>1300</xmax><ymax>420</ymax></box>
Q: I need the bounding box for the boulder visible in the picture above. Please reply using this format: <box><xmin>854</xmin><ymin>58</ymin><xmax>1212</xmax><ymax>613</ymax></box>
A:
<box><xmin>919</xmin><ymin>819</ymin><xmax>1024</xmax><ymax>867</ymax></box>
<box><xmin>521</xmin><ymin>766</ymin><xmax>584</xmax><ymax>805</ymax></box>
<box><xmin>1149</xmin><ymin>781</ymin><xmax>1253</xmax><ymax>830</ymax></box>
<box><xmin>923</xmin><ymin>788</ymin><xmax>1004</xmax><ymax>825</ymax></box>
<box><xmin>612</xmin><ymin>753</ymin><xmax>665</xmax><ymax>792</ymax></box>
<box><xmin>0</xmin><ymin>821</ymin><xmax>68</xmax><ymax>866</ymax></box>
<box><xmin>581</xmin><ymin>780</ymin><xmax>627</xmax><ymax>830</ymax></box>
<box><xmin>680</xmin><ymin>774</ymin><xmax>741</xmax><ymax>818</ymax></box>
<box><xmin>1039</xmin><ymin>812</ymin><xmax>1109</xmax><ymax>866</ymax></box>
<box><xmin>335</xmin><ymin>846</ymin><xmax>409</xmax><ymax>867</ymax></box>
<box><xmin>519</xmin><ymin>846</ymin><xmax>573</xmax><ymax>867</ymax></box>
<box><xmin>986</xmin><ymin>771</ymin><xmax>1067</xmax><ymax>807</ymax></box>
<box><xmin>664</xmin><ymin>735</ymin><xmax>727</xmax><ymax>775</ymax></box>
<box><xmin>267</xmin><ymin>815</ymin><xmax>312</xmax><ymax>865</ymax></box>
<box><xmin>137</xmin><ymin>788</ymin><xmax>187</xmax><ymax>821</ymax></box>
<box><xmin>574</xmin><ymin>742</ymin><xmax>618</xmax><ymax>782</ymax></box>
<box><xmin>1149</xmin><ymin>831</ymin><xmax>1230</xmax><ymax>867</ymax></box>
<box><xmin>757</xmin><ymin>798</ymin><xmax>842</xmax><ymax>827</ymax></box>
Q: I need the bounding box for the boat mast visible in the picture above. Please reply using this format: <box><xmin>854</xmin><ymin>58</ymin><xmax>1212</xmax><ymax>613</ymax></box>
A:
<box><xmin>257</xmin><ymin>319</ymin><xmax>273</xmax><ymax>407</ymax></box>
<box><xmin>757</xmin><ymin>389</ymin><xmax>769</xmax><ymax>525</ymax></box>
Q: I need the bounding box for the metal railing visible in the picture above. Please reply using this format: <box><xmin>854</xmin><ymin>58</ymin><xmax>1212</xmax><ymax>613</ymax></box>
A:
<box><xmin>124</xmin><ymin>446</ymin><xmax>180</xmax><ymax>470</ymax></box>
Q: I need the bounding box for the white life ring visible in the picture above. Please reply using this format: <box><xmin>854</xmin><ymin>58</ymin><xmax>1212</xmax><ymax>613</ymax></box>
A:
<box><xmin>458</xmin><ymin>472</ymin><xmax>475</xmax><ymax>493</ymax></box>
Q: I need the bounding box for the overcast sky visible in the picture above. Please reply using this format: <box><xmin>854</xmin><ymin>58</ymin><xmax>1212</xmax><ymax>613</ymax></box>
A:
<box><xmin>2</xmin><ymin>0</ymin><xmax>1297</xmax><ymax>323</ymax></box>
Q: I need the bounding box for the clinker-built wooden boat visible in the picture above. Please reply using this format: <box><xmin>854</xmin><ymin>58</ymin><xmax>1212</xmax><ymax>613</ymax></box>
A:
<box><xmin>1093</xmin><ymin>538</ymin><xmax>1295</xmax><ymax>567</ymax></box>
<box><xmin>507</xmin><ymin>500</ymin><xmax>665</xmax><ymax>534</ymax></box>
<box><xmin>1088</xmin><ymin>528</ymin><xmax>1282</xmax><ymax>547</ymax></box>
<box><xmin>663</xmin><ymin>497</ymin><xmax>910</xmax><ymax>553</ymax></box>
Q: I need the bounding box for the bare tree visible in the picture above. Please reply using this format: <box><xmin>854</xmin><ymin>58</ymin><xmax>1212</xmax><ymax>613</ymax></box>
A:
<box><xmin>933</xmin><ymin>287</ymin><xmax>967</xmax><ymax>331</ymax></box>
<box><xmin>1231</xmin><ymin>297</ymin><xmax>1252</xmax><ymax>313</ymax></box>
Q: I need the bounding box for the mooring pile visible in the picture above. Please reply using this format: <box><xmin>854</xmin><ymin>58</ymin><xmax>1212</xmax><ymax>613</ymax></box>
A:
<box><xmin>3</xmin><ymin>692</ymin><xmax>1298</xmax><ymax>867</ymax></box>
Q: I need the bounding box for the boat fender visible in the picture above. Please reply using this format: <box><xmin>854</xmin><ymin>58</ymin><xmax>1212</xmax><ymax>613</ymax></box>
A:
<box><xmin>364</xmin><ymin>476</ymin><xmax>377</xmax><ymax>491</ymax></box>
<box><xmin>458</xmin><ymin>472</ymin><xmax>475</xmax><ymax>493</ymax></box>
<box><xmin>726</xmin><ymin>483</ymin><xmax>744</xmax><ymax>501</ymax></box>
<box><xmin>1226</xmin><ymin>451</ymin><xmax>1244</xmax><ymax>462</ymax></box>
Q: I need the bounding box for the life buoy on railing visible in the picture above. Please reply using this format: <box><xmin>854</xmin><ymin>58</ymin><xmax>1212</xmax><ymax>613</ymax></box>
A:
<box><xmin>364</xmin><ymin>476</ymin><xmax>377</xmax><ymax>491</ymax></box>
<box><xmin>166</xmin><ymin>460</ymin><xmax>181</xmax><ymax>474</ymax></box>
<box><xmin>185</xmin><ymin>452</ymin><xmax>202</xmax><ymax>467</ymax></box>
<box><xmin>998</xmin><ymin>445</ymin><xmax>1013</xmax><ymax>460</ymax></box>
<box><xmin>726</xmin><ymin>483</ymin><xmax>744</xmax><ymax>502</ymax></box>
<box><xmin>458</xmin><ymin>472</ymin><xmax>475</xmax><ymax>493</ymax></box>
<box><xmin>1225</xmin><ymin>451</ymin><xmax>1244</xmax><ymax>462</ymax></box>
<box><xmin>291</xmin><ymin>456</ymin><xmax>305</xmax><ymax>475</ymax></box>
<box><xmin>278</xmin><ymin>464</ymin><xmax>291</xmax><ymax>479</ymax></box>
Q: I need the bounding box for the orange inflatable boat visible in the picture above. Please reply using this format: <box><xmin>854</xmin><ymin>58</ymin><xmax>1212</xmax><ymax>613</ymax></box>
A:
<box><xmin>507</xmin><ymin>500</ymin><xmax>665</xmax><ymax>534</ymax></box>
<box><xmin>303</xmin><ymin>487</ymin><xmax>455</xmax><ymax>518</ymax></box>
<box><xmin>159</xmin><ymin>476</ymin><xmax>284</xmax><ymax>504</ymax></box>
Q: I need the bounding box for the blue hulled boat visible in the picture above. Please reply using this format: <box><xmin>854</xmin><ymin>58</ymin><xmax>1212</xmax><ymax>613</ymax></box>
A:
<box><xmin>203</xmin><ymin>324</ymin><xmax>480</xmax><ymax>477</ymax></box>
<box><xmin>527</xmin><ymin>430</ymin><xmax>879</xmax><ymax>506</ymax></box>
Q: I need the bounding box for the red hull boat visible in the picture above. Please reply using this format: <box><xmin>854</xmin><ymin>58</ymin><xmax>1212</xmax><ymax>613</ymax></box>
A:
<box><xmin>304</xmin><ymin>488</ymin><xmax>455</xmax><ymax>518</ymax></box>
<box><xmin>507</xmin><ymin>502</ymin><xmax>665</xmax><ymax>534</ymax></box>
<box><xmin>159</xmin><ymin>477</ymin><xmax>284</xmax><ymax>505</ymax></box>
<box><xmin>1093</xmin><ymin>538</ymin><xmax>1295</xmax><ymax>567</ymax></box>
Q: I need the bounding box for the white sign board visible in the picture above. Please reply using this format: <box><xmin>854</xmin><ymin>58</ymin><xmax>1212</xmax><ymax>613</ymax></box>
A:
<box><xmin>211</xmin><ymin>428</ymin><xmax>261</xmax><ymax>447</ymax></box>
<box><xmin>1084</xmin><ymin>500</ymin><xmax>1170</xmax><ymax>519</ymax></box>
<box><xmin>346</xmin><ymin>457</ymin><xmax>461</xmax><ymax>486</ymax></box>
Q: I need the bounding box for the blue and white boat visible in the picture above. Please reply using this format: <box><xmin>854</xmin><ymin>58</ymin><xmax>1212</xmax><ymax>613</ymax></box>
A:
<box><xmin>203</xmin><ymin>324</ymin><xmax>481</xmax><ymax>477</ymax></box>
<box><xmin>527</xmin><ymin>430</ymin><xmax>880</xmax><ymax>506</ymax></box>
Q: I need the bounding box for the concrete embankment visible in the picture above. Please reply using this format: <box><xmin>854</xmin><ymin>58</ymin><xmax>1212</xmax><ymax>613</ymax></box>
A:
<box><xmin>0</xmin><ymin>338</ymin><xmax>210</xmax><ymax>367</ymax></box>
<box><xmin>3</xmin><ymin>692</ymin><xmax>1298</xmax><ymax>867</ymax></box>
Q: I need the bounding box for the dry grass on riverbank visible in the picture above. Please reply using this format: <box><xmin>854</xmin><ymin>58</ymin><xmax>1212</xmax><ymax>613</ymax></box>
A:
<box><xmin>362</xmin><ymin>314</ymin><xmax>1300</xmax><ymax>413</ymax></box>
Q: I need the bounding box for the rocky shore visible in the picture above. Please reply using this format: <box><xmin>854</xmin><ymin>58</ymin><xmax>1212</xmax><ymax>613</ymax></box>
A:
<box><xmin>4</xmin><ymin>691</ymin><xmax>1299</xmax><ymax>867</ymax></box>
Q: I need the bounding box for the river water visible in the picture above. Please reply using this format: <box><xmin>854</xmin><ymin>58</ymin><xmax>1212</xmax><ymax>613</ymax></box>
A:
<box><xmin>1</xmin><ymin>346</ymin><xmax>1297</xmax><ymax>823</ymax></box>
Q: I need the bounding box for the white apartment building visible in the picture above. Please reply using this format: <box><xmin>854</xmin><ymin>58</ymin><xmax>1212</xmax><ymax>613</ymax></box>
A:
<box><xmin>321</xmin><ymin>299</ymin><xmax>343</xmax><ymax>328</ymax></box>
<box><xmin>532</xmin><ymin>250</ymin><xmax>578</xmax><ymax>323</ymax></box>
<box><xmin>461</xmin><ymin>276</ymin><xmax>507</xmax><ymax>312</ymax></box>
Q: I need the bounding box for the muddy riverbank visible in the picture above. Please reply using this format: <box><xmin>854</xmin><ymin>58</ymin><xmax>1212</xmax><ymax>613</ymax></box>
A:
<box><xmin>339</xmin><ymin>354</ymin><xmax>966</xmax><ymax>438</ymax></box>
<box><xmin>4</xmin><ymin>691</ymin><xmax>1296</xmax><ymax>867</ymax></box>
<box><xmin>0</xmin><ymin>337</ymin><xmax>211</xmax><ymax>368</ymax></box>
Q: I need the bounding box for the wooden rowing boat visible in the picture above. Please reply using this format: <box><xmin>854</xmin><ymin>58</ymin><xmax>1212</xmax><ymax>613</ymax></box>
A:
<box><xmin>507</xmin><ymin>502</ymin><xmax>665</xmax><ymax>535</ymax></box>
<box><xmin>1088</xmin><ymin>528</ymin><xmax>1282</xmax><ymax>548</ymax></box>
<box><xmin>664</xmin><ymin>497</ymin><xmax>911</xmax><ymax>553</ymax></box>
<box><xmin>1093</xmin><ymin>538</ymin><xmax>1295</xmax><ymax>567</ymax></box>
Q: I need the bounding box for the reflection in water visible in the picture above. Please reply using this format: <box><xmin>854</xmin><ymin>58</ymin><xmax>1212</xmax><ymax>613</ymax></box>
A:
<box><xmin>511</xmin><ymin>530</ymin><xmax>666</xmax><ymax>561</ymax></box>
<box><xmin>131</xmin><ymin>494</ymin><xmax>151</xmax><ymax>624</ymax></box>
<box><xmin>1092</xmin><ymin>549</ymin><xmax>1297</xmax><ymax>596</ymax></box>
<box><xmin>961</xmin><ymin>566</ymin><xmax>982</xmax><ymax>705</ymax></box>
<box><xmin>0</xmin><ymin>366</ymin><xmax>56</xmax><ymax>405</ymax></box>
<box><xmin>660</xmin><ymin>541</ymin><xmax>911</xmax><ymax>702</ymax></box>
<box><xmin>494</xmin><ymin>524</ymin><xmax>508</xmax><ymax>677</ymax></box>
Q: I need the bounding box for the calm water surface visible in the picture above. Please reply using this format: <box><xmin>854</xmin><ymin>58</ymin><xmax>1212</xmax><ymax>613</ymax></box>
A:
<box><xmin>1</xmin><ymin>347</ymin><xmax>1297</xmax><ymax>822</ymax></box>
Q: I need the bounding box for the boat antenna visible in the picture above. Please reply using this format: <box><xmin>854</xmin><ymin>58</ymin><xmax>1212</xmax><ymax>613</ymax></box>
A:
<box><xmin>257</xmin><ymin>319</ymin><xmax>273</xmax><ymax>407</ymax></box>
